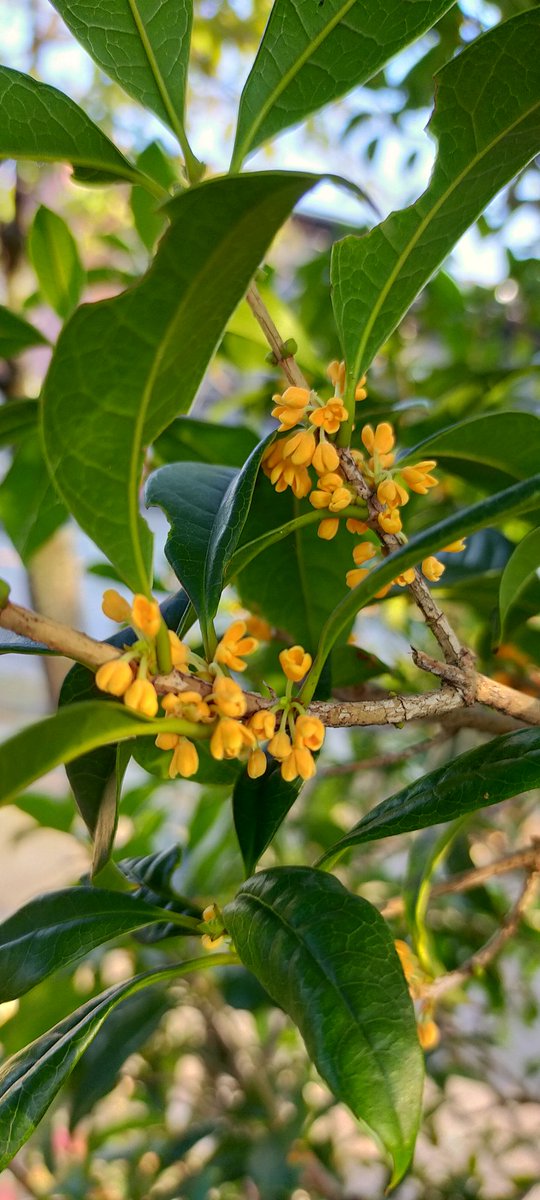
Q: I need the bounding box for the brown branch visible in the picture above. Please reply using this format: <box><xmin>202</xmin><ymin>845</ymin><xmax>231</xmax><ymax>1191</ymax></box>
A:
<box><xmin>426</xmin><ymin>866</ymin><xmax>539</xmax><ymax>1002</ymax></box>
<box><xmin>381</xmin><ymin>843</ymin><xmax>540</xmax><ymax>919</ymax></box>
<box><xmin>414</xmin><ymin>649</ymin><xmax>540</xmax><ymax>727</ymax></box>
<box><xmin>319</xmin><ymin>731</ymin><xmax>449</xmax><ymax>776</ymax></box>
<box><xmin>246</xmin><ymin>284</ymin><xmax>308</xmax><ymax>389</ymax></box>
<box><xmin>0</xmin><ymin>601</ymin><xmax>120</xmax><ymax>670</ymax></box>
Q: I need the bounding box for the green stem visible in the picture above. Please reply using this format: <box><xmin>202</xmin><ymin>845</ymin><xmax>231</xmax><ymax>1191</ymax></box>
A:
<box><xmin>227</xmin><ymin>505</ymin><xmax>368</xmax><ymax>578</ymax></box>
<box><xmin>156</xmin><ymin>617</ymin><xmax>172</xmax><ymax>673</ymax></box>
<box><xmin>92</xmin><ymin>859</ymin><xmax>134</xmax><ymax>893</ymax></box>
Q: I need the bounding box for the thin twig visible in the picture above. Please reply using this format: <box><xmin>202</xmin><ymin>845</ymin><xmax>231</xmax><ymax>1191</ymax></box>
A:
<box><xmin>246</xmin><ymin>284</ymin><xmax>308</xmax><ymax>389</ymax></box>
<box><xmin>381</xmin><ymin>843</ymin><xmax>540</xmax><ymax>919</ymax></box>
<box><xmin>319</xmin><ymin>731</ymin><xmax>449</xmax><ymax>776</ymax></box>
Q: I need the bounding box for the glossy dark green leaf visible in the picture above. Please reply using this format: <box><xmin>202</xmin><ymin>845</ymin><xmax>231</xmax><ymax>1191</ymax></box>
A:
<box><xmin>0</xmin><ymin>66</ymin><xmax>143</xmax><ymax>187</ymax></box>
<box><xmin>43</xmin><ymin>172</ymin><xmax>316</xmax><ymax>593</ymax></box>
<box><xmin>0</xmin><ymin>956</ymin><xmax>228</xmax><ymax>1169</ymax></box>
<box><xmin>332</xmin><ymin>11</ymin><xmax>540</xmax><ymax>382</ymax></box>
<box><xmin>399</xmin><ymin>412</ymin><xmax>540</xmax><ymax>486</ymax></box>
<box><xmin>225</xmin><ymin>867</ymin><xmax>423</xmax><ymax>1184</ymax></box>
<box><xmin>29</xmin><ymin>205</ymin><xmax>85</xmax><ymax>319</ymax></box>
<box><xmin>0</xmin><ymin>309</ymin><xmax>48</xmax><ymax>359</ymax></box>
<box><xmin>50</xmin><ymin>0</ymin><xmax>193</xmax><ymax>141</ymax></box>
<box><xmin>130</xmin><ymin>141</ymin><xmax>178</xmax><ymax>251</ymax></box>
<box><xmin>499</xmin><ymin>527</ymin><xmax>540</xmax><ymax>641</ymax></box>
<box><xmin>233</xmin><ymin>759</ymin><xmax>302</xmax><ymax>877</ymax></box>
<box><xmin>153</xmin><ymin>416</ymin><xmax>258</xmax><ymax>468</ymax></box>
<box><xmin>204</xmin><ymin>435</ymin><xmax>274</xmax><ymax>622</ymax></box>
<box><xmin>0</xmin><ymin>887</ymin><xmax>183</xmax><ymax>1003</ymax></box>
<box><xmin>318</xmin><ymin>728</ymin><xmax>540</xmax><ymax>862</ymax></box>
<box><xmin>0</xmin><ymin>434</ymin><xmax>68</xmax><ymax>562</ymax></box>
<box><xmin>302</xmin><ymin>474</ymin><xmax>540</xmax><ymax>702</ymax></box>
<box><xmin>231</xmin><ymin>0</ymin><xmax>456</xmax><ymax>168</ymax></box>
<box><xmin>0</xmin><ymin>700</ymin><xmax>206</xmax><ymax>809</ymax></box>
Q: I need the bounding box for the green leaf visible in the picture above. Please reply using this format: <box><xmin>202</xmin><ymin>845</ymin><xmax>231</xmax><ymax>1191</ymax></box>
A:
<box><xmin>233</xmin><ymin>760</ymin><xmax>302</xmax><ymax>877</ymax></box>
<box><xmin>225</xmin><ymin>867</ymin><xmax>423</xmax><ymax>1184</ymax></box>
<box><xmin>403</xmin><ymin>820</ymin><xmax>465</xmax><ymax>975</ymax></box>
<box><xmin>302</xmin><ymin>474</ymin><xmax>540</xmax><ymax>702</ymax></box>
<box><xmin>50</xmin><ymin>0</ymin><xmax>194</xmax><ymax>148</ymax></box>
<box><xmin>205</xmin><ymin>436</ymin><xmax>275</xmax><ymax>624</ymax></box>
<box><xmin>231</xmin><ymin>0</ymin><xmax>456</xmax><ymax>168</ymax></box>
<box><xmin>43</xmin><ymin>172</ymin><xmax>316</xmax><ymax>594</ymax></box>
<box><xmin>0</xmin><ymin>955</ymin><xmax>229</xmax><ymax>1169</ymax></box>
<box><xmin>0</xmin><ymin>887</ymin><xmax>189</xmax><ymax>1003</ymax></box>
<box><xmin>153</xmin><ymin>416</ymin><xmax>258</xmax><ymax>468</ymax></box>
<box><xmin>318</xmin><ymin>728</ymin><xmax>540</xmax><ymax>862</ymax></box>
<box><xmin>0</xmin><ymin>66</ymin><xmax>144</xmax><ymax>187</ymax></box>
<box><xmin>499</xmin><ymin>527</ymin><xmax>540</xmax><ymax>641</ymax></box>
<box><xmin>0</xmin><ymin>700</ymin><xmax>208</xmax><ymax>809</ymax></box>
<box><xmin>332</xmin><ymin>10</ymin><xmax>540</xmax><ymax>382</ymax></box>
<box><xmin>130</xmin><ymin>141</ymin><xmax>178</xmax><ymax>251</ymax></box>
<box><xmin>0</xmin><ymin>308</ymin><xmax>48</xmax><ymax>359</ymax></box>
<box><xmin>0</xmin><ymin>631</ymin><xmax>52</xmax><ymax>656</ymax></box>
<box><xmin>235</xmin><ymin>475</ymin><xmax>357</xmax><ymax>650</ymax></box>
<box><xmin>400</xmin><ymin>412</ymin><xmax>540</xmax><ymax>487</ymax></box>
<box><xmin>0</xmin><ymin>399</ymin><xmax>39</xmax><ymax>447</ymax></box>
<box><xmin>0</xmin><ymin>434</ymin><xmax>68</xmax><ymax>562</ymax></box>
<box><xmin>29</xmin><ymin>205</ymin><xmax>85</xmax><ymax>319</ymax></box>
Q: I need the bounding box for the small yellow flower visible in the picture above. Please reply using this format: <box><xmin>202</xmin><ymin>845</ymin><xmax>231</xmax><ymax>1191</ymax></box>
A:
<box><xmin>162</xmin><ymin>690</ymin><xmax>212</xmax><ymax>722</ymax></box>
<box><xmin>361</xmin><ymin>422</ymin><xmax>395</xmax><ymax>456</ymax></box>
<box><xmin>211</xmin><ymin>675</ymin><xmax>247</xmax><ymax>719</ymax></box>
<box><xmin>394</xmin><ymin>568</ymin><xmax>416</xmax><ymax>586</ymax></box>
<box><xmin>327</xmin><ymin>359</ymin><xmax>346</xmax><ymax>392</ymax></box>
<box><xmin>247</xmin><ymin>748</ymin><xmax>267</xmax><ymax>779</ymax></box>
<box><xmin>124</xmin><ymin>678</ymin><xmax>159</xmax><ymax>717</ymax></box>
<box><xmin>101</xmin><ymin>589</ymin><xmax>131</xmax><ymax>623</ymax></box>
<box><xmin>281</xmin><ymin>746</ymin><xmax>316</xmax><ymax>782</ymax></box>
<box><xmin>309</xmin><ymin>399</ymin><xmax>348</xmax><ymax>435</ymax></box>
<box><xmin>422</xmin><ymin>556</ymin><xmax>445</xmax><ymax>582</ymax></box>
<box><xmin>214</xmin><ymin>620</ymin><xmax>258</xmax><ymax>672</ymax></box>
<box><xmin>201</xmin><ymin>932</ymin><xmax>227</xmax><ymax>951</ymax></box>
<box><xmin>346</xmin><ymin>567</ymin><xmax>370</xmax><ymax>589</ymax></box>
<box><xmin>355</xmin><ymin>374</ymin><xmax>368</xmax><ymax>402</ymax></box>
<box><xmin>271</xmin><ymin>386</ymin><xmax>311</xmax><ymax>430</ymax></box>
<box><xmin>279</xmin><ymin>645</ymin><xmax>312</xmax><ymax>682</ymax></box>
<box><xmin>378</xmin><ymin>509</ymin><xmax>402</xmax><ymax>534</ymax></box>
<box><xmin>309</xmin><ymin>488</ymin><xmax>331</xmax><ymax>510</ymax></box>
<box><xmin>400</xmin><ymin>461</ymin><xmax>438</xmax><ymax>494</ymax></box>
<box><xmin>352</xmin><ymin>541</ymin><xmax>377</xmax><ymax>566</ymax></box>
<box><xmin>282</xmin><ymin>429</ymin><xmax>317</xmax><ymax>466</ymax></box>
<box><xmin>377</xmin><ymin>479</ymin><xmax>409</xmax><ymax>509</ymax></box>
<box><xmin>318</xmin><ymin>517</ymin><xmax>339</xmax><ymax>540</ymax></box>
<box><xmin>202</xmin><ymin>904</ymin><xmax>219</xmax><ymax>922</ymax></box>
<box><xmin>168</xmin><ymin>630</ymin><xmax>189</xmax><ymax>668</ymax></box>
<box><xmin>155</xmin><ymin>731</ymin><xmax>179</xmax><ymax>751</ymax></box>
<box><xmin>295</xmin><ymin>714</ymin><xmax>325</xmax><ymax>751</ymax></box>
<box><xmin>346</xmin><ymin>517</ymin><xmax>368</xmax><ymax>535</ymax></box>
<box><xmin>442</xmin><ymin>538</ymin><xmax>466</xmax><ymax>553</ymax></box>
<box><xmin>169</xmin><ymin>737</ymin><xmax>199</xmax><ymax>779</ymax></box>
<box><xmin>374</xmin><ymin>583</ymin><xmax>392</xmax><ymax>599</ymax></box>
<box><xmin>248</xmin><ymin>709</ymin><xmax>277</xmax><ymax>740</ymax></box>
<box><xmin>418</xmin><ymin>1018</ymin><xmax>440</xmax><ymax>1051</ymax></box>
<box><xmin>245</xmin><ymin>614</ymin><xmax>272</xmax><ymax>640</ymax></box>
<box><xmin>131</xmin><ymin>595</ymin><xmax>161</xmax><ymax>639</ymax></box>
<box><xmin>210</xmin><ymin>717</ymin><xmax>255</xmax><ymax>760</ymax></box>
<box><xmin>312</xmin><ymin>439</ymin><xmax>340</xmax><ymax>475</ymax></box>
<box><xmin>328</xmin><ymin>486</ymin><xmax>353</xmax><ymax>513</ymax></box>
<box><xmin>267</xmin><ymin>730</ymin><xmax>292</xmax><ymax>760</ymax></box>
<box><xmin>95</xmin><ymin>659</ymin><xmax>133</xmax><ymax>697</ymax></box>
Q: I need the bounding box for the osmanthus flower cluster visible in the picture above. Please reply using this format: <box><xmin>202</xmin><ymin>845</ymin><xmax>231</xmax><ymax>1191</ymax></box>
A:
<box><xmin>262</xmin><ymin>361</ymin><xmax>467</xmax><ymax>587</ymax></box>
<box><xmin>94</xmin><ymin>593</ymin><xmax>325</xmax><ymax>784</ymax></box>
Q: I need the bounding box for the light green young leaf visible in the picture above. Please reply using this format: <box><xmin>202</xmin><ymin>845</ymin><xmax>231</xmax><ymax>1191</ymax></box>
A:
<box><xmin>301</xmin><ymin>474</ymin><xmax>540</xmax><ymax>703</ymax></box>
<box><xmin>225</xmin><ymin>868</ymin><xmax>424</xmax><ymax>1185</ymax></box>
<box><xmin>231</xmin><ymin>0</ymin><xmax>456</xmax><ymax>168</ymax></box>
<box><xmin>50</xmin><ymin>0</ymin><xmax>198</xmax><ymax>171</ymax></box>
<box><xmin>0</xmin><ymin>955</ymin><xmax>230</xmax><ymax>1170</ymax></box>
<box><xmin>42</xmin><ymin>172</ymin><xmax>317</xmax><ymax>594</ymax></box>
<box><xmin>332</xmin><ymin>10</ymin><xmax>540</xmax><ymax>384</ymax></box>
<box><xmin>317</xmin><ymin>728</ymin><xmax>540</xmax><ymax>861</ymax></box>
<box><xmin>499</xmin><ymin>527</ymin><xmax>540</xmax><ymax>641</ymax></box>
<box><xmin>0</xmin><ymin>700</ymin><xmax>208</xmax><ymax>808</ymax></box>
<box><xmin>0</xmin><ymin>66</ymin><xmax>147</xmax><ymax>188</ymax></box>
<box><xmin>0</xmin><ymin>307</ymin><xmax>48</xmax><ymax>359</ymax></box>
<box><xmin>29</xmin><ymin>205</ymin><xmax>85</xmax><ymax>319</ymax></box>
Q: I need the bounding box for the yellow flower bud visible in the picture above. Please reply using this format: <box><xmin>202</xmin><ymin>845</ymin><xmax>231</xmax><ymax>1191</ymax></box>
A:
<box><xmin>361</xmin><ymin>422</ymin><xmax>395</xmax><ymax>455</ymax></box>
<box><xmin>442</xmin><ymin>538</ymin><xmax>466</xmax><ymax>553</ymax></box>
<box><xmin>355</xmin><ymin>375</ymin><xmax>368</xmax><ymax>402</ymax></box>
<box><xmin>394</xmin><ymin>568</ymin><xmax>416</xmax><ymax>586</ymax></box>
<box><xmin>162</xmin><ymin>690</ymin><xmax>212</xmax><ymax>722</ymax></box>
<box><xmin>346</xmin><ymin>518</ymin><xmax>368</xmax><ymax>535</ymax></box>
<box><xmin>346</xmin><ymin>567</ymin><xmax>369</xmax><ymax>589</ymax></box>
<box><xmin>352</xmin><ymin>541</ymin><xmax>377</xmax><ymax>566</ymax></box>
<box><xmin>279</xmin><ymin>645</ymin><xmax>312</xmax><ymax>682</ymax></box>
<box><xmin>328</xmin><ymin>486</ymin><xmax>353</xmax><ymax>513</ymax></box>
<box><xmin>202</xmin><ymin>904</ymin><xmax>219</xmax><ymax>922</ymax></box>
<box><xmin>248</xmin><ymin>748</ymin><xmax>267</xmax><ymax>779</ymax></box>
<box><xmin>422</xmin><ymin>556</ymin><xmax>445</xmax><ymax>582</ymax></box>
<box><xmin>201</xmin><ymin>932</ymin><xmax>227</xmax><ymax>951</ymax></box>
<box><xmin>248</xmin><ymin>710</ymin><xmax>276</xmax><ymax>740</ymax></box>
<box><xmin>210</xmin><ymin>717</ymin><xmax>255</xmax><ymax>761</ymax></box>
<box><xmin>377</xmin><ymin>479</ymin><xmax>409</xmax><ymax>509</ymax></box>
<box><xmin>211</xmin><ymin>675</ymin><xmax>247</xmax><ymax>718</ymax></box>
<box><xmin>101</xmin><ymin>589</ymin><xmax>131</xmax><ymax>623</ymax></box>
<box><xmin>318</xmin><ymin>518</ymin><xmax>339</xmax><ymax>540</ymax></box>
<box><xmin>268</xmin><ymin>730</ymin><xmax>292</xmax><ymax>760</ymax></box>
<box><xmin>418</xmin><ymin>1019</ymin><xmax>440</xmax><ymax>1051</ymax></box>
<box><xmin>312</xmin><ymin>439</ymin><xmax>340</xmax><ymax>475</ymax></box>
<box><xmin>378</xmin><ymin>509</ymin><xmax>402</xmax><ymax>534</ymax></box>
<box><xmin>155</xmin><ymin>731</ymin><xmax>179</xmax><ymax>751</ymax></box>
<box><xmin>400</xmin><ymin>462</ymin><xmax>438</xmax><ymax>494</ymax></box>
<box><xmin>309</xmin><ymin>489</ymin><xmax>331</xmax><ymax>510</ymax></box>
<box><xmin>168</xmin><ymin>630</ymin><xmax>189</xmax><ymax>668</ymax></box>
<box><xmin>214</xmin><ymin>620</ymin><xmax>258</xmax><ymax>672</ymax></box>
<box><xmin>326</xmin><ymin>359</ymin><xmax>346</xmax><ymax>391</ymax></box>
<box><xmin>169</xmin><ymin>737</ymin><xmax>199</xmax><ymax>779</ymax></box>
<box><xmin>295</xmin><ymin>714</ymin><xmax>325</xmax><ymax>751</ymax></box>
<box><xmin>131</xmin><ymin>595</ymin><xmax>161</xmax><ymax>639</ymax></box>
<box><xmin>281</xmin><ymin>746</ymin><xmax>316</xmax><ymax>782</ymax></box>
<box><xmin>282</xmin><ymin>429</ymin><xmax>317</xmax><ymax>466</ymax></box>
<box><xmin>124</xmin><ymin>678</ymin><xmax>159</xmax><ymax>717</ymax></box>
<box><xmin>95</xmin><ymin>659</ymin><xmax>133</xmax><ymax>697</ymax></box>
<box><xmin>281</xmin><ymin>386</ymin><xmax>311</xmax><ymax>409</ymax></box>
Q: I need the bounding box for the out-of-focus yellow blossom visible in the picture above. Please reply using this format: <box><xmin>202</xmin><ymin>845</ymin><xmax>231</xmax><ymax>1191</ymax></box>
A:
<box><xmin>279</xmin><ymin>646</ymin><xmax>312</xmax><ymax>682</ymax></box>
<box><xmin>214</xmin><ymin>620</ymin><xmax>258</xmax><ymax>672</ymax></box>
<box><xmin>211</xmin><ymin>675</ymin><xmax>247</xmax><ymax>718</ymax></box>
<box><xmin>131</xmin><ymin>595</ymin><xmax>161</xmax><ymax>639</ymax></box>
<box><xmin>422</xmin><ymin>556</ymin><xmax>445</xmax><ymax>582</ymax></box>
<box><xmin>101</xmin><ymin>589</ymin><xmax>132</xmax><ymax>623</ymax></box>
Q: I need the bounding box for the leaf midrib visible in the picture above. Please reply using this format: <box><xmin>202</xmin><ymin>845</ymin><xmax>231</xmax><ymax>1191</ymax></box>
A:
<box><xmin>351</xmin><ymin>98</ymin><xmax>540</xmax><ymax>378</ymax></box>
<box><xmin>126</xmin><ymin>0</ymin><xmax>185</xmax><ymax>137</ymax></box>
